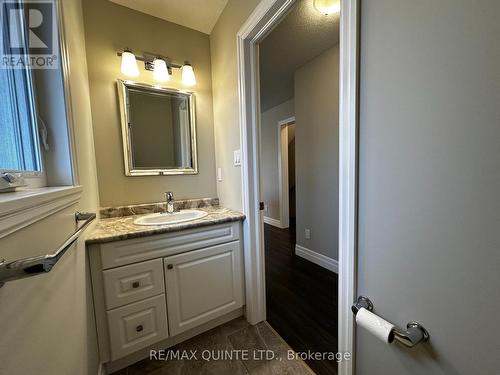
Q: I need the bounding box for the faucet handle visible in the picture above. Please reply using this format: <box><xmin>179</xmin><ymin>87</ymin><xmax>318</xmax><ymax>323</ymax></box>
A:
<box><xmin>165</xmin><ymin>191</ymin><xmax>174</xmax><ymax>201</ymax></box>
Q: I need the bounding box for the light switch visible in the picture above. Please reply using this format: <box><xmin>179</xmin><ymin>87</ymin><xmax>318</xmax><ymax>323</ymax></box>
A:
<box><xmin>217</xmin><ymin>167</ymin><xmax>222</xmax><ymax>182</ymax></box>
<box><xmin>234</xmin><ymin>150</ymin><xmax>241</xmax><ymax>166</ymax></box>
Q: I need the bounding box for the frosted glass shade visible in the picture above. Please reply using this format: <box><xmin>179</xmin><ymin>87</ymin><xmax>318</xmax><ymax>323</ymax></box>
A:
<box><xmin>153</xmin><ymin>58</ymin><xmax>170</xmax><ymax>82</ymax></box>
<box><xmin>121</xmin><ymin>51</ymin><xmax>139</xmax><ymax>77</ymax></box>
<box><xmin>313</xmin><ymin>0</ymin><xmax>340</xmax><ymax>15</ymax></box>
<box><xmin>181</xmin><ymin>63</ymin><xmax>196</xmax><ymax>86</ymax></box>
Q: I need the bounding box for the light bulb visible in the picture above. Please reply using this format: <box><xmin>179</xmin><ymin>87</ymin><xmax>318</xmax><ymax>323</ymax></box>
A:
<box><xmin>181</xmin><ymin>62</ymin><xmax>196</xmax><ymax>86</ymax></box>
<box><xmin>313</xmin><ymin>0</ymin><xmax>340</xmax><ymax>15</ymax></box>
<box><xmin>153</xmin><ymin>58</ymin><xmax>170</xmax><ymax>82</ymax></box>
<box><xmin>121</xmin><ymin>50</ymin><xmax>139</xmax><ymax>77</ymax></box>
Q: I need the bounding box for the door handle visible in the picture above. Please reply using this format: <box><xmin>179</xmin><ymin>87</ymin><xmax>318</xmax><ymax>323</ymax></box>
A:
<box><xmin>352</xmin><ymin>296</ymin><xmax>429</xmax><ymax>348</ymax></box>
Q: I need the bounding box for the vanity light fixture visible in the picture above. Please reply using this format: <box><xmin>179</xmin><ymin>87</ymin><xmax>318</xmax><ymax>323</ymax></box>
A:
<box><xmin>120</xmin><ymin>49</ymin><xmax>139</xmax><ymax>77</ymax></box>
<box><xmin>117</xmin><ymin>49</ymin><xmax>196</xmax><ymax>86</ymax></box>
<box><xmin>313</xmin><ymin>0</ymin><xmax>340</xmax><ymax>15</ymax></box>
<box><xmin>153</xmin><ymin>58</ymin><xmax>170</xmax><ymax>82</ymax></box>
<box><xmin>181</xmin><ymin>62</ymin><xmax>196</xmax><ymax>87</ymax></box>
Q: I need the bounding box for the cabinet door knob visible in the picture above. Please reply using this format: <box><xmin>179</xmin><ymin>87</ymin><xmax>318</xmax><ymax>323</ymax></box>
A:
<box><xmin>132</xmin><ymin>281</ymin><xmax>140</xmax><ymax>288</ymax></box>
<box><xmin>167</xmin><ymin>264</ymin><xmax>173</xmax><ymax>270</ymax></box>
<box><xmin>136</xmin><ymin>325</ymin><xmax>143</xmax><ymax>332</ymax></box>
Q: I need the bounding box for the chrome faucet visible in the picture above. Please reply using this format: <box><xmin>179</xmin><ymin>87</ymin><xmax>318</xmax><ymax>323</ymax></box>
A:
<box><xmin>165</xmin><ymin>191</ymin><xmax>175</xmax><ymax>214</ymax></box>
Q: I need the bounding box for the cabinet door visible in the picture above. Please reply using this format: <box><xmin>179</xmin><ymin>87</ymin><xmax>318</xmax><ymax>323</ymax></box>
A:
<box><xmin>164</xmin><ymin>241</ymin><xmax>243</xmax><ymax>336</ymax></box>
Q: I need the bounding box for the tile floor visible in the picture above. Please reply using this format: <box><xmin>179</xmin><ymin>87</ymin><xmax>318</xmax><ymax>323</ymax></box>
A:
<box><xmin>113</xmin><ymin>317</ymin><xmax>314</xmax><ymax>375</ymax></box>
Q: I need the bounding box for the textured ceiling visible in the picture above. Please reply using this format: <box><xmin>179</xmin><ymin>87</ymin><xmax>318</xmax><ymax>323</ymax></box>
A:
<box><xmin>108</xmin><ymin>0</ymin><xmax>228</xmax><ymax>34</ymax></box>
<box><xmin>259</xmin><ymin>0</ymin><xmax>340</xmax><ymax>111</ymax></box>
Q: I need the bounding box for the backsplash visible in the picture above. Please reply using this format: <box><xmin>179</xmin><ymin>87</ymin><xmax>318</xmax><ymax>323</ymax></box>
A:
<box><xmin>100</xmin><ymin>197</ymin><xmax>220</xmax><ymax>219</ymax></box>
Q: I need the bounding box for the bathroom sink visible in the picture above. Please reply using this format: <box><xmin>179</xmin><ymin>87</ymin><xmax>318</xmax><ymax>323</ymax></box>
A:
<box><xmin>134</xmin><ymin>210</ymin><xmax>208</xmax><ymax>226</ymax></box>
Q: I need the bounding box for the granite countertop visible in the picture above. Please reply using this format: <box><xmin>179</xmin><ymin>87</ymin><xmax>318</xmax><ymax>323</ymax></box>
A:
<box><xmin>86</xmin><ymin>206</ymin><xmax>245</xmax><ymax>245</ymax></box>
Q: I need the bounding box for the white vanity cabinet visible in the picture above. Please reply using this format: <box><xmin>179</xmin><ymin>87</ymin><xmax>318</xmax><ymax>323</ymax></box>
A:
<box><xmin>88</xmin><ymin>221</ymin><xmax>244</xmax><ymax>366</ymax></box>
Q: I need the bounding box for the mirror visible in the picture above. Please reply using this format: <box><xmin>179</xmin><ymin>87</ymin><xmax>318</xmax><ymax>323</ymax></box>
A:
<box><xmin>117</xmin><ymin>80</ymin><xmax>198</xmax><ymax>176</ymax></box>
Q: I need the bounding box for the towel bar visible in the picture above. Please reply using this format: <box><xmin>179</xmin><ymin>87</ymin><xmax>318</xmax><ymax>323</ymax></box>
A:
<box><xmin>0</xmin><ymin>212</ymin><xmax>96</xmax><ymax>288</ymax></box>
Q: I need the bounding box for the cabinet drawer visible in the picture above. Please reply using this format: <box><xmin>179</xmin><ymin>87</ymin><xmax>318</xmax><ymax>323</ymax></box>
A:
<box><xmin>107</xmin><ymin>294</ymin><xmax>168</xmax><ymax>360</ymax></box>
<box><xmin>103</xmin><ymin>259</ymin><xmax>165</xmax><ymax>310</ymax></box>
<box><xmin>99</xmin><ymin>222</ymin><xmax>241</xmax><ymax>269</ymax></box>
<box><xmin>164</xmin><ymin>241</ymin><xmax>243</xmax><ymax>336</ymax></box>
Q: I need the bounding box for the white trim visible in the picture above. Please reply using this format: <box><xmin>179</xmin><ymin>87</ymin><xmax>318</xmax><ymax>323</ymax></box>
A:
<box><xmin>338</xmin><ymin>1</ymin><xmax>359</xmax><ymax>375</ymax></box>
<box><xmin>237</xmin><ymin>0</ymin><xmax>296</xmax><ymax>325</ymax></box>
<box><xmin>277</xmin><ymin>116</ymin><xmax>295</xmax><ymax>229</ymax></box>
<box><xmin>277</xmin><ymin>117</ymin><xmax>295</xmax><ymax>127</ymax></box>
<box><xmin>263</xmin><ymin>216</ymin><xmax>285</xmax><ymax>228</ymax></box>
<box><xmin>295</xmin><ymin>244</ymin><xmax>339</xmax><ymax>273</ymax></box>
<box><xmin>56</xmin><ymin>0</ymin><xmax>79</xmax><ymax>185</ymax></box>
<box><xmin>0</xmin><ymin>186</ymin><xmax>82</xmax><ymax>239</ymax></box>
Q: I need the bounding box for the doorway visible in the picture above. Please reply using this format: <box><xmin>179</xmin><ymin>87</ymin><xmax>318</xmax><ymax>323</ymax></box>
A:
<box><xmin>258</xmin><ymin>0</ymin><xmax>340</xmax><ymax>373</ymax></box>
<box><xmin>263</xmin><ymin>117</ymin><xmax>296</xmax><ymax>229</ymax></box>
<box><xmin>282</xmin><ymin>120</ymin><xmax>296</xmax><ymax>229</ymax></box>
<box><xmin>237</xmin><ymin>1</ymin><xmax>358</xmax><ymax>375</ymax></box>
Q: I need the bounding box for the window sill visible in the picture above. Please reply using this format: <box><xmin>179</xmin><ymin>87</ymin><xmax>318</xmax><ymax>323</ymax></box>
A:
<box><xmin>0</xmin><ymin>186</ymin><xmax>82</xmax><ymax>239</ymax></box>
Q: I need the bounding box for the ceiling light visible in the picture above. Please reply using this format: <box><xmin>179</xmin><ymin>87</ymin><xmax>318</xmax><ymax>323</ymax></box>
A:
<box><xmin>153</xmin><ymin>58</ymin><xmax>170</xmax><ymax>82</ymax></box>
<box><xmin>181</xmin><ymin>62</ymin><xmax>196</xmax><ymax>86</ymax></box>
<box><xmin>121</xmin><ymin>49</ymin><xmax>139</xmax><ymax>77</ymax></box>
<box><xmin>313</xmin><ymin>0</ymin><xmax>340</xmax><ymax>15</ymax></box>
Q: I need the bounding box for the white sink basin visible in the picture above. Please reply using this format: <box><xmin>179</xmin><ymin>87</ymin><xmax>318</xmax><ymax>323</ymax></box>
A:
<box><xmin>134</xmin><ymin>210</ymin><xmax>208</xmax><ymax>226</ymax></box>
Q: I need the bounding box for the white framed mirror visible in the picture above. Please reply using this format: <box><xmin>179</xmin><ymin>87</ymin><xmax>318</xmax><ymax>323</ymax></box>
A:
<box><xmin>117</xmin><ymin>80</ymin><xmax>198</xmax><ymax>176</ymax></box>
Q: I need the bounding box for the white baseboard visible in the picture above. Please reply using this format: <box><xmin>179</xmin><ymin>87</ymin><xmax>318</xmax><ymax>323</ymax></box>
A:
<box><xmin>263</xmin><ymin>216</ymin><xmax>286</xmax><ymax>228</ymax></box>
<box><xmin>295</xmin><ymin>244</ymin><xmax>338</xmax><ymax>273</ymax></box>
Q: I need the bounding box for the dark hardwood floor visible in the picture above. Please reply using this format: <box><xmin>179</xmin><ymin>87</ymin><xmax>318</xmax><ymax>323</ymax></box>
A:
<box><xmin>264</xmin><ymin>223</ymin><xmax>338</xmax><ymax>375</ymax></box>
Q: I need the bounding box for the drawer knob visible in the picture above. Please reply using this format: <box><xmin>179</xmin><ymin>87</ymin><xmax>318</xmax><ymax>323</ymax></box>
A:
<box><xmin>167</xmin><ymin>264</ymin><xmax>173</xmax><ymax>270</ymax></box>
<box><xmin>132</xmin><ymin>281</ymin><xmax>140</xmax><ymax>289</ymax></box>
<box><xmin>136</xmin><ymin>325</ymin><xmax>143</xmax><ymax>332</ymax></box>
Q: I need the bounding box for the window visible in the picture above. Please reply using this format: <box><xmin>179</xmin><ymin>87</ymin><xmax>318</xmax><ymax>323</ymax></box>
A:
<box><xmin>0</xmin><ymin>0</ymin><xmax>42</xmax><ymax>174</ymax></box>
<box><xmin>0</xmin><ymin>65</ymin><xmax>42</xmax><ymax>173</ymax></box>
<box><xmin>0</xmin><ymin>1</ymin><xmax>82</xmax><ymax>237</ymax></box>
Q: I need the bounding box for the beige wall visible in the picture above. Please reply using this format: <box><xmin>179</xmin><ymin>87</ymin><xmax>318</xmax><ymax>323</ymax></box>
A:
<box><xmin>0</xmin><ymin>1</ymin><xmax>101</xmax><ymax>374</ymax></box>
<box><xmin>294</xmin><ymin>46</ymin><xmax>339</xmax><ymax>260</ymax></box>
<box><xmin>210</xmin><ymin>0</ymin><xmax>262</xmax><ymax>210</ymax></box>
<box><xmin>83</xmin><ymin>0</ymin><xmax>217</xmax><ymax>206</ymax></box>
<box><xmin>260</xmin><ymin>99</ymin><xmax>295</xmax><ymax>220</ymax></box>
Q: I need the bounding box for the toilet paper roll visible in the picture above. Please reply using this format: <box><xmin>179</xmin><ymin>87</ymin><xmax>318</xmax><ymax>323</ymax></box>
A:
<box><xmin>356</xmin><ymin>307</ymin><xmax>395</xmax><ymax>344</ymax></box>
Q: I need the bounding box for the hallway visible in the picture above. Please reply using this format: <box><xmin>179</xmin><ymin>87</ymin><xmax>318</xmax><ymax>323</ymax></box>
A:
<box><xmin>264</xmin><ymin>224</ymin><xmax>338</xmax><ymax>375</ymax></box>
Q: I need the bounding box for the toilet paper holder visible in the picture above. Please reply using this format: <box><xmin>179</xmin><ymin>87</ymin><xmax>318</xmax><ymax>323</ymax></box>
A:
<box><xmin>352</xmin><ymin>296</ymin><xmax>430</xmax><ymax>348</ymax></box>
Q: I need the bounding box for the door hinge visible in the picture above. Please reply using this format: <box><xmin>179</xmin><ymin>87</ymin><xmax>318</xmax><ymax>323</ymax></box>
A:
<box><xmin>259</xmin><ymin>202</ymin><xmax>265</xmax><ymax>211</ymax></box>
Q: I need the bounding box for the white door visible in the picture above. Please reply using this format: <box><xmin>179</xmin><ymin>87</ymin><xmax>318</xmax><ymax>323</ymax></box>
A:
<box><xmin>356</xmin><ymin>0</ymin><xmax>500</xmax><ymax>374</ymax></box>
<box><xmin>164</xmin><ymin>242</ymin><xmax>244</xmax><ymax>336</ymax></box>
